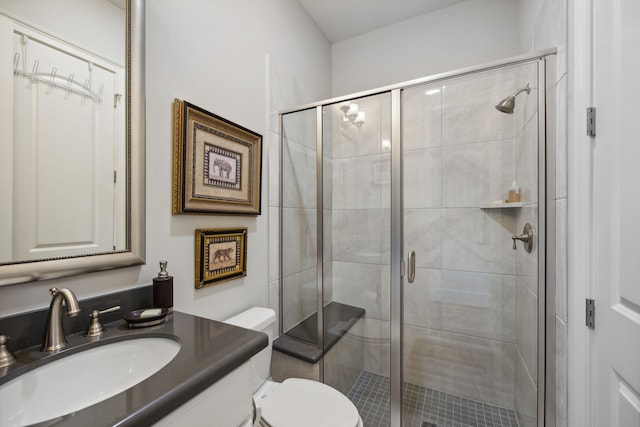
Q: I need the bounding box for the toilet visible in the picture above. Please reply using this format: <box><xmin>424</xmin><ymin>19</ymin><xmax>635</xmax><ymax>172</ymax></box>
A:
<box><xmin>224</xmin><ymin>307</ymin><xmax>363</xmax><ymax>427</ymax></box>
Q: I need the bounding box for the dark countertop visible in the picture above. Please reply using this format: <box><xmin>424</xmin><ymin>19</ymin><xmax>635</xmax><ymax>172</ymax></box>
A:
<box><xmin>0</xmin><ymin>310</ymin><xmax>268</xmax><ymax>427</ymax></box>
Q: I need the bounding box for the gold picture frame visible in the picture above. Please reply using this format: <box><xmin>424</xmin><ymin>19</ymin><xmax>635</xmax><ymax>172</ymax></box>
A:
<box><xmin>195</xmin><ymin>228</ymin><xmax>247</xmax><ymax>288</ymax></box>
<box><xmin>173</xmin><ymin>99</ymin><xmax>262</xmax><ymax>215</ymax></box>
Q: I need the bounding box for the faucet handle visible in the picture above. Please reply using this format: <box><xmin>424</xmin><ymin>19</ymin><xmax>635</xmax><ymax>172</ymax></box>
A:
<box><xmin>0</xmin><ymin>335</ymin><xmax>17</xmax><ymax>368</ymax></box>
<box><xmin>83</xmin><ymin>305</ymin><xmax>121</xmax><ymax>337</ymax></box>
<box><xmin>512</xmin><ymin>223</ymin><xmax>534</xmax><ymax>253</ymax></box>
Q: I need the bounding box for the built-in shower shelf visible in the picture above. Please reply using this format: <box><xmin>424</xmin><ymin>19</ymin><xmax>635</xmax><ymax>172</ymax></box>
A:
<box><xmin>479</xmin><ymin>202</ymin><xmax>524</xmax><ymax>209</ymax></box>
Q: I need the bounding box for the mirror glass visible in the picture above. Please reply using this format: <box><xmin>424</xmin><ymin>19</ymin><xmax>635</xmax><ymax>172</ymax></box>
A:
<box><xmin>0</xmin><ymin>0</ymin><xmax>145</xmax><ymax>285</ymax></box>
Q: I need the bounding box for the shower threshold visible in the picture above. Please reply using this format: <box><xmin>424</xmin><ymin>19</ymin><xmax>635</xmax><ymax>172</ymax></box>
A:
<box><xmin>347</xmin><ymin>371</ymin><xmax>519</xmax><ymax>427</ymax></box>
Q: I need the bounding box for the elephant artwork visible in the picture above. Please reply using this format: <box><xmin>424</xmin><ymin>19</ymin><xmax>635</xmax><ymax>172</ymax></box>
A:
<box><xmin>213</xmin><ymin>157</ymin><xmax>233</xmax><ymax>179</ymax></box>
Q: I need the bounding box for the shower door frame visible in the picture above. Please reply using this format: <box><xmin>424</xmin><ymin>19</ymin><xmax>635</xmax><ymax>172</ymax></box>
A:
<box><xmin>278</xmin><ymin>49</ymin><xmax>557</xmax><ymax>427</ymax></box>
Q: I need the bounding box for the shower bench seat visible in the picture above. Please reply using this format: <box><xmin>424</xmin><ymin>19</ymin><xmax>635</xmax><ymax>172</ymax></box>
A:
<box><xmin>273</xmin><ymin>301</ymin><xmax>365</xmax><ymax>363</ymax></box>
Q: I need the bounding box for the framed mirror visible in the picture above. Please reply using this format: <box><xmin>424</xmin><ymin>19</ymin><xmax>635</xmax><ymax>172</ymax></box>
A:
<box><xmin>0</xmin><ymin>0</ymin><xmax>145</xmax><ymax>285</ymax></box>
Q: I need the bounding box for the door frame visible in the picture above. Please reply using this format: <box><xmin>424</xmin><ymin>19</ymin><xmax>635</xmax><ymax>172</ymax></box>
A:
<box><xmin>567</xmin><ymin>0</ymin><xmax>594</xmax><ymax>425</ymax></box>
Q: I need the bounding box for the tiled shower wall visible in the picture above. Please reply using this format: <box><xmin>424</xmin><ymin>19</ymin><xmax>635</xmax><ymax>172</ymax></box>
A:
<box><xmin>326</xmin><ymin>93</ymin><xmax>392</xmax><ymax>382</ymax></box>
<box><xmin>267</xmin><ymin>58</ymin><xmax>322</xmax><ymax>333</ymax></box>
<box><xmin>280</xmin><ymin>108</ymin><xmax>318</xmax><ymax>332</ymax></box>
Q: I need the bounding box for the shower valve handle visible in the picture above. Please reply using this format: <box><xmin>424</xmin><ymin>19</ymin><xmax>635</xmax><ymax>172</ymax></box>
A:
<box><xmin>512</xmin><ymin>223</ymin><xmax>534</xmax><ymax>253</ymax></box>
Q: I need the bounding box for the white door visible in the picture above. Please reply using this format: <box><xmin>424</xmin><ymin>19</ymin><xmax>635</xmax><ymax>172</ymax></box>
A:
<box><xmin>592</xmin><ymin>0</ymin><xmax>640</xmax><ymax>425</ymax></box>
<box><xmin>5</xmin><ymin>24</ymin><xmax>124</xmax><ymax>261</ymax></box>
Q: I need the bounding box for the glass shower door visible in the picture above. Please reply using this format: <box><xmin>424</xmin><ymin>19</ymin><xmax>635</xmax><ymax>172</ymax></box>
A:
<box><xmin>401</xmin><ymin>62</ymin><xmax>540</xmax><ymax>427</ymax></box>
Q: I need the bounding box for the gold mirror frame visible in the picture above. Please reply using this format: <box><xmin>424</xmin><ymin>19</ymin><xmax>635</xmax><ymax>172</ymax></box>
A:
<box><xmin>0</xmin><ymin>0</ymin><xmax>146</xmax><ymax>286</ymax></box>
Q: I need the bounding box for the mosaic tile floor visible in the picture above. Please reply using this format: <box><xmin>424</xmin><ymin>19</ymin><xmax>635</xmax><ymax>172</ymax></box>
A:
<box><xmin>347</xmin><ymin>371</ymin><xmax>519</xmax><ymax>427</ymax></box>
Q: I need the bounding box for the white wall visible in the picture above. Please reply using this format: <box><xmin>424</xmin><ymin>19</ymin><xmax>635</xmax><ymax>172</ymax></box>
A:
<box><xmin>0</xmin><ymin>0</ymin><xmax>331</xmax><ymax>321</ymax></box>
<box><xmin>330</xmin><ymin>0</ymin><xmax>521</xmax><ymax>97</ymax></box>
<box><xmin>0</xmin><ymin>0</ymin><xmax>124</xmax><ymax>64</ymax></box>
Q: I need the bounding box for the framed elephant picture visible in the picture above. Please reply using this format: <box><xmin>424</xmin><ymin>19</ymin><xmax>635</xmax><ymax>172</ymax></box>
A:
<box><xmin>195</xmin><ymin>228</ymin><xmax>247</xmax><ymax>288</ymax></box>
<box><xmin>172</xmin><ymin>99</ymin><xmax>262</xmax><ymax>215</ymax></box>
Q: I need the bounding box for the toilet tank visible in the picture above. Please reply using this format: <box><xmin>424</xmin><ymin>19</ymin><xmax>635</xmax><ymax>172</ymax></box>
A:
<box><xmin>224</xmin><ymin>307</ymin><xmax>276</xmax><ymax>392</ymax></box>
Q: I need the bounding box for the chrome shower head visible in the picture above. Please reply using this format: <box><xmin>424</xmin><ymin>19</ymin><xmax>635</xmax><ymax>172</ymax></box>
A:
<box><xmin>495</xmin><ymin>84</ymin><xmax>531</xmax><ymax>114</ymax></box>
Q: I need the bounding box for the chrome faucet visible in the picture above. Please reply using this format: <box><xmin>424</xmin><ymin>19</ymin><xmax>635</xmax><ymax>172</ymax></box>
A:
<box><xmin>42</xmin><ymin>288</ymin><xmax>81</xmax><ymax>352</ymax></box>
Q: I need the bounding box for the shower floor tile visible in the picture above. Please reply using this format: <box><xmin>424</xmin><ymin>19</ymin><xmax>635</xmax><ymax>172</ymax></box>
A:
<box><xmin>347</xmin><ymin>371</ymin><xmax>519</xmax><ymax>427</ymax></box>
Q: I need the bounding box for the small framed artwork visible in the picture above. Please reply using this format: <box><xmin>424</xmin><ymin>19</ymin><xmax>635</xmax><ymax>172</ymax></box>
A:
<box><xmin>173</xmin><ymin>99</ymin><xmax>262</xmax><ymax>215</ymax></box>
<box><xmin>195</xmin><ymin>228</ymin><xmax>247</xmax><ymax>288</ymax></box>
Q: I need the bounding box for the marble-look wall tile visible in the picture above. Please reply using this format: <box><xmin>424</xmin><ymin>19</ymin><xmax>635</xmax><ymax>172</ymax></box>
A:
<box><xmin>324</xmin><ymin>318</ymin><xmax>365</xmax><ymax>395</ymax></box>
<box><xmin>269</xmin><ymin>206</ymin><xmax>280</xmax><ymax>283</ymax></box>
<box><xmin>556</xmin><ymin>198</ymin><xmax>567</xmax><ymax>322</ymax></box>
<box><xmin>516</xmin><ymin>277</ymin><xmax>538</xmax><ymax>383</ymax></box>
<box><xmin>268</xmin><ymin>58</ymin><xmax>317</xmax><ymax>134</ymax></box>
<box><xmin>532</xmin><ymin>0</ymin><xmax>567</xmax><ymax>79</ymax></box>
<box><xmin>442</xmin><ymin>208</ymin><xmax>516</xmax><ymax>275</ymax></box>
<box><xmin>323</xmin><ymin>260</ymin><xmax>333</xmax><ymax>305</ymax></box>
<box><xmin>332</xmin><ymin>261</ymin><xmax>388</xmax><ymax>321</ymax></box>
<box><xmin>439</xmin><ymin>270</ymin><xmax>516</xmax><ymax>343</ymax></box>
<box><xmin>439</xmin><ymin>331</ymin><xmax>516</xmax><ymax>409</ymax></box>
<box><xmin>442</xmin><ymin>140</ymin><xmax>514</xmax><ymax>207</ymax></box>
<box><xmin>282</xmin><ymin>208</ymin><xmax>317</xmax><ymax>277</ymax></box>
<box><xmin>515</xmin><ymin>114</ymin><xmax>539</xmax><ymax>204</ymax></box>
<box><xmin>332</xmin><ymin>153</ymin><xmax>387</xmax><ymax>210</ymax></box>
<box><xmin>402</xmin><ymin>84</ymin><xmax>443</xmax><ymax>151</ymax></box>
<box><xmin>403</xmin><ymin>326</ymin><xmax>442</xmax><ymax>390</ymax></box>
<box><xmin>282</xmin><ymin>108</ymin><xmax>318</xmax><ymax>151</ymax></box>
<box><xmin>269</xmin><ymin>279</ymin><xmax>280</xmax><ymax>331</ymax></box>
<box><xmin>331</xmin><ymin>95</ymin><xmax>391</xmax><ymax>159</ymax></box>
<box><xmin>404</xmin><ymin>209</ymin><xmax>442</xmax><ymax>269</ymax></box>
<box><xmin>404</xmin><ymin>148</ymin><xmax>442</xmax><ymax>209</ymax></box>
<box><xmin>556</xmin><ymin>316</ymin><xmax>568</xmax><ymax>427</ymax></box>
<box><xmin>323</xmin><ymin>209</ymin><xmax>333</xmax><ymax>263</ymax></box>
<box><xmin>555</xmin><ymin>75</ymin><xmax>568</xmax><ymax>199</ymax></box>
<box><xmin>404</xmin><ymin>268</ymin><xmax>442</xmax><ymax>329</ymax></box>
<box><xmin>442</xmin><ymin>70</ymin><xmax>520</xmax><ymax>145</ymax></box>
<box><xmin>281</xmin><ymin>137</ymin><xmax>316</xmax><ymax>209</ymax></box>
<box><xmin>323</xmin><ymin>156</ymin><xmax>333</xmax><ymax>210</ymax></box>
<box><xmin>515</xmin><ymin>350</ymin><xmax>537</xmax><ymax>427</ymax></box>
<box><xmin>332</xmin><ymin>209</ymin><xmax>385</xmax><ymax>265</ymax></box>
<box><xmin>282</xmin><ymin>267</ymin><xmax>317</xmax><ymax>331</ymax></box>
<box><xmin>268</xmin><ymin>130</ymin><xmax>280</xmax><ymax>208</ymax></box>
<box><xmin>361</xmin><ymin>318</ymin><xmax>391</xmax><ymax>377</ymax></box>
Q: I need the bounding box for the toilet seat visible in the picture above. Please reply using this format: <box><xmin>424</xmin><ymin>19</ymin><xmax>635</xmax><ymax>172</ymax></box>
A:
<box><xmin>259</xmin><ymin>378</ymin><xmax>360</xmax><ymax>427</ymax></box>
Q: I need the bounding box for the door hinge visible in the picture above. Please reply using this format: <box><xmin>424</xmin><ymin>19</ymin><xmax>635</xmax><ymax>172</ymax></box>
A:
<box><xmin>114</xmin><ymin>170</ymin><xmax>117</xmax><ymax>183</ymax></box>
<box><xmin>587</xmin><ymin>107</ymin><xmax>596</xmax><ymax>136</ymax></box>
<box><xmin>586</xmin><ymin>298</ymin><xmax>596</xmax><ymax>329</ymax></box>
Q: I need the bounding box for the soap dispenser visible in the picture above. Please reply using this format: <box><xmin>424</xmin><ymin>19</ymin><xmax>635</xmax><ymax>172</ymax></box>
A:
<box><xmin>153</xmin><ymin>260</ymin><xmax>173</xmax><ymax>312</ymax></box>
<box><xmin>508</xmin><ymin>181</ymin><xmax>521</xmax><ymax>203</ymax></box>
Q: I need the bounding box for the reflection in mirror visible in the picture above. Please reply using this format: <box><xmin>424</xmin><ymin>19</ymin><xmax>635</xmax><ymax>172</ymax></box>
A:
<box><xmin>0</xmin><ymin>0</ymin><xmax>145</xmax><ymax>285</ymax></box>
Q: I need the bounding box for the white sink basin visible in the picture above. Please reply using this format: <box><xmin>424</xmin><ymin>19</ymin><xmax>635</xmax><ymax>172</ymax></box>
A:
<box><xmin>0</xmin><ymin>337</ymin><xmax>181</xmax><ymax>427</ymax></box>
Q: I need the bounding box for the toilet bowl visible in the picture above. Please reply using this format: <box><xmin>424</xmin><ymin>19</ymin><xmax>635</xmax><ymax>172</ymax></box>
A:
<box><xmin>224</xmin><ymin>307</ymin><xmax>363</xmax><ymax>427</ymax></box>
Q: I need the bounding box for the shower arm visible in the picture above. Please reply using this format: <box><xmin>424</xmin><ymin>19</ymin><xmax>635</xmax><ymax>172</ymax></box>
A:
<box><xmin>509</xmin><ymin>84</ymin><xmax>531</xmax><ymax>98</ymax></box>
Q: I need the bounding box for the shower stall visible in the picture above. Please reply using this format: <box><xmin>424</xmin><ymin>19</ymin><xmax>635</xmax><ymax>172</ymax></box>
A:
<box><xmin>276</xmin><ymin>51</ymin><xmax>556</xmax><ymax>427</ymax></box>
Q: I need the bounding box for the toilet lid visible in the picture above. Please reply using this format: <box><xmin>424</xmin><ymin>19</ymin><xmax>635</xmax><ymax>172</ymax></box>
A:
<box><xmin>260</xmin><ymin>378</ymin><xmax>360</xmax><ymax>427</ymax></box>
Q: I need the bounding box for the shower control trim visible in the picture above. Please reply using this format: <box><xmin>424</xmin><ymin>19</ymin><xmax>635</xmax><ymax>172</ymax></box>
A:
<box><xmin>512</xmin><ymin>223</ymin><xmax>534</xmax><ymax>253</ymax></box>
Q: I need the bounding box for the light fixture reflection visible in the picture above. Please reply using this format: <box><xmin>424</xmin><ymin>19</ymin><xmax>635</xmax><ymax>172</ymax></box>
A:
<box><xmin>340</xmin><ymin>102</ymin><xmax>366</xmax><ymax>129</ymax></box>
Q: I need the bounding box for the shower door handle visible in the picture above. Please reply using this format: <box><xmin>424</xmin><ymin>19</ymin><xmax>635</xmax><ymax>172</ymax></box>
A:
<box><xmin>407</xmin><ymin>250</ymin><xmax>416</xmax><ymax>283</ymax></box>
